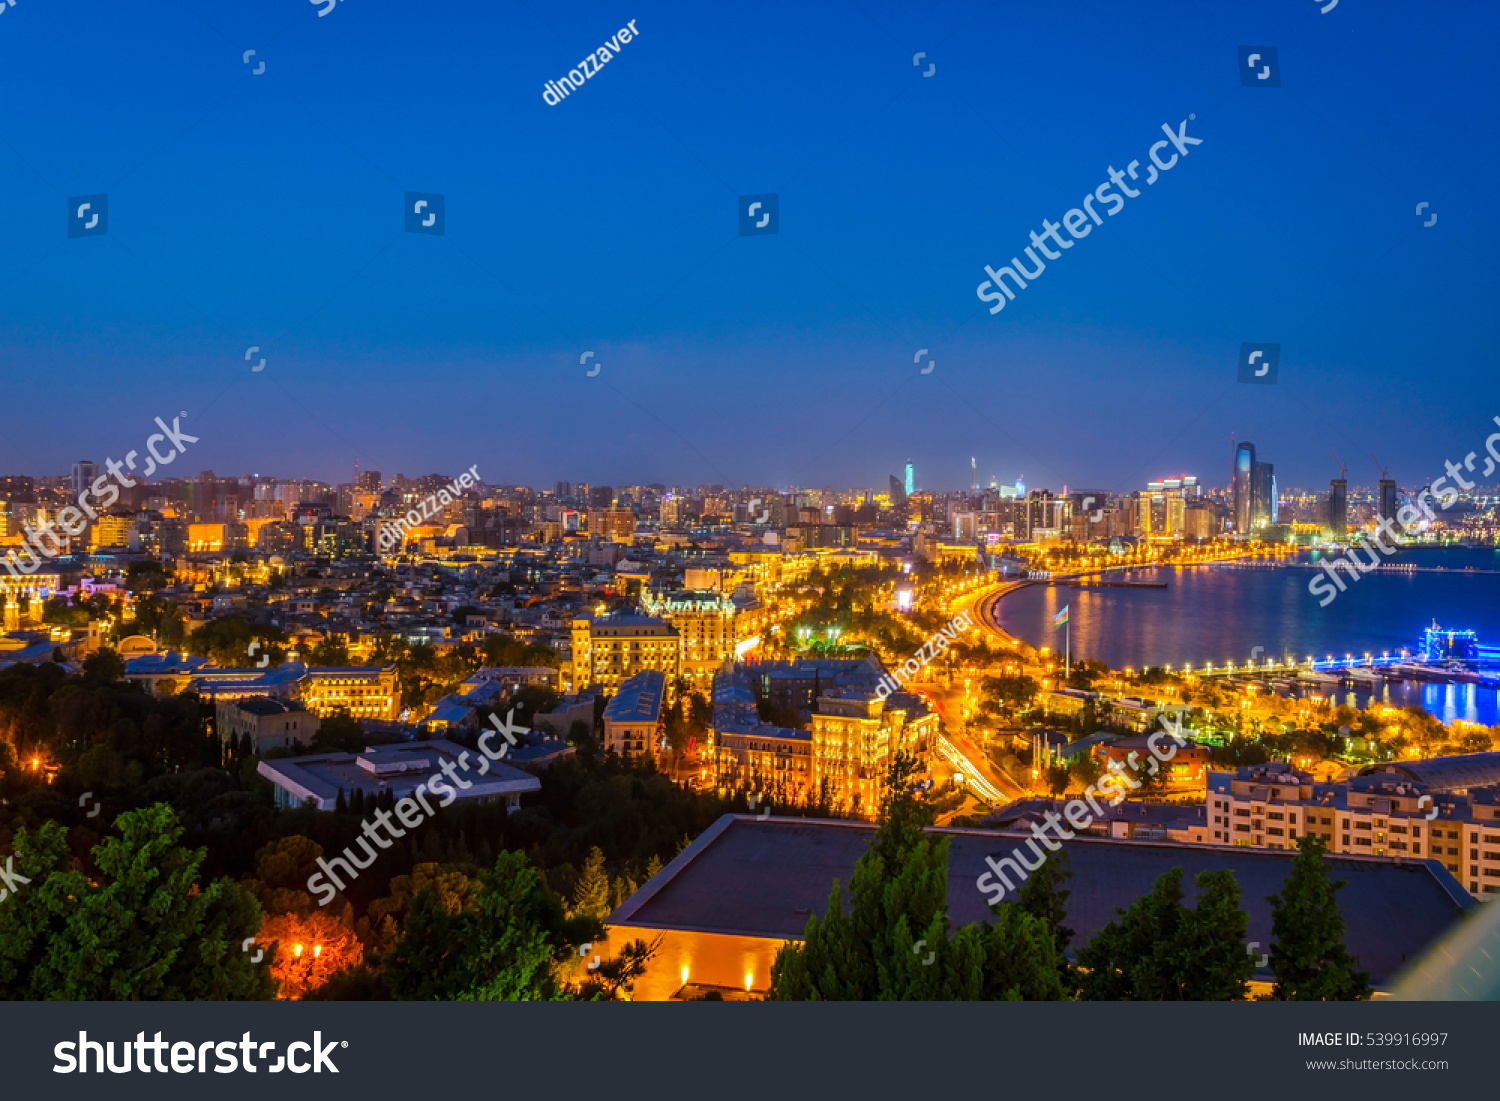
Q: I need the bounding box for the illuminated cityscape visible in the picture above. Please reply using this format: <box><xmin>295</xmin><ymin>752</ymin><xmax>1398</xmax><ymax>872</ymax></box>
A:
<box><xmin>1</xmin><ymin>0</ymin><xmax>1498</xmax><ymax>1035</ymax></box>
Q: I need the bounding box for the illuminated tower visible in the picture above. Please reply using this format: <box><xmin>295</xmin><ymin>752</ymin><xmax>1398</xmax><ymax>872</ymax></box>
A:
<box><xmin>904</xmin><ymin>460</ymin><xmax>914</xmax><ymax>498</ymax></box>
<box><xmin>970</xmin><ymin>457</ymin><xmax>977</xmax><ymax>492</ymax></box>
<box><xmin>1232</xmin><ymin>442</ymin><xmax>1255</xmax><ymax>533</ymax></box>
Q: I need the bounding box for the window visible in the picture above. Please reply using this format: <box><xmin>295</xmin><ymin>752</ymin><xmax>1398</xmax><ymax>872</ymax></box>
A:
<box><xmin>1413</xmin><ymin>844</ymin><xmax>1421</xmax><ymax>854</ymax></box>
<box><xmin>1390</xmin><ymin>825</ymin><xmax>1408</xmax><ymax>834</ymax></box>
<box><xmin>1321</xmin><ymin>816</ymin><xmax>1332</xmax><ymax>825</ymax></box>
<box><xmin>1448</xmin><ymin>847</ymin><xmax>1460</xmax><ymax>856</ymax></box>
<box><xmin>1342</xmin><ymin>835</ymin><xmax>1351</xmax><ymax>846</ymax></box>
<box><xmin>1268</xmin><ymin>812</ymin><xmax>1285</xmax><ymax>821</ymax></box>
<box><xmin>1234</xmin><ymin>809</ymin><xmax>1250</xmax><ymax>818</ymax></box>
<box><xmin>1448</xmin><ymin>831</ymin><xmax>1460</xmax><ymax>840</ymax></box>
<box><xmin>1234</xmin><ymin>825</ymin><xmax>1249</xmax><ymax>833</ymax></box>
<box><xmin>1485</xmin><ymin>869</ymin><xmax>1500</xmax><ymax>878</ymax></box>
<box><xmin>1354</xmin><ymin>821</ymin><xmax>1371</xmax><ymax>830</ymax></box>
<box><xmin>1268</xmin><ymin>827</ymin><xmax>1284</xmax><ymax>837</ymax></box>
<box><xmin>1354</xmin><ymin>837</ymin><xmax>1372</xmax><ymax>846</ymax></box>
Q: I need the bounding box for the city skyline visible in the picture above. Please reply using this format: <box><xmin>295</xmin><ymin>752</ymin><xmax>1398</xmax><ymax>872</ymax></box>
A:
<box><xmin>0</xmin><ymin>0</ymin><xmax>1495</xmax><ymax>488</ymax></box>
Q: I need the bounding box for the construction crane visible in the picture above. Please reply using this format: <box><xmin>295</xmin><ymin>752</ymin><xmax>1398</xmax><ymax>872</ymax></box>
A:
<box><xmin>1329</xmin><ymin>448</ymin><xmax>1347</xmax><ymax>479</ymax></box>
<box><xmin>1371</xmin><ymin>452</ymin><xmax>1389</xmax><ymax>479</ymax></box>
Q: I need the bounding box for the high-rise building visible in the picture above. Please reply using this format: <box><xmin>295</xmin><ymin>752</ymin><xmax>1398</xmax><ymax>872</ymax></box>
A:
<box><xmin>71</xmin><ymin>461</ymin><xmax>99</xmax><ymax>499</ymax></box>
<box><xmin>1232</xmin><ymin>443</ymin><xmax>1255</xmax><ymax>533</ymax></box>
<box><xmin>588</xmin><ymin>508</ymin><xmax>635</xmax><ymax>543</ymax></box>
<box><xmin>1251</xmin><ymin>462</ymin><xmax>1276</xmax><ymax>528</ymax></box>
<box><xmin>1379</xmin><ymin>478</ymin><xmax>1398</xmax><ymax>523</ymax></box>
<box><xmin>904</xmin><ymin>460</ymin><xmax>915</xmax><ymax>498</ymax></box>
<box><xmin>1327</xmin><ymin>478</ymin><xmax>1348</xmax><ymax>536</ymax></box>
<box><xmin>888</xmin><ymin>474</ymin><xmax>906</xmax><ymax>507</ymax></box>
<box><xmin>970</xmin><ymin>457</ymin><xmax>978</xmax><ymax>492</ymax></box>
<box><xmin>355</xmin><ymin>470</ymin><xmax>381</xmax><ymax>492</ymax></box>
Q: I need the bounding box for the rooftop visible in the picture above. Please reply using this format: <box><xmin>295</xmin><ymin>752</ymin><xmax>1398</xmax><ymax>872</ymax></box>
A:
<box><xmin>609</xmin><ymin>815</ymin><xmax>1472</xmax><ymax>987</ymax></box>
<box><xmin>256</xmin><ymin>739</ymin><xmax>539</xmax><ymax>810</ymax></box>
<box><xmin>604</xmin><ymin>669</ymin><xmax>666</xmax><ymax>724</ymax></box>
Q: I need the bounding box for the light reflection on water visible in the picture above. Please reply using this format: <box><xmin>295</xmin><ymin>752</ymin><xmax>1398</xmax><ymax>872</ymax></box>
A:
<box><xmin>996</xmin><ymin>549</ymin><xmax>1500</xmax><ymax>725</ymax></box>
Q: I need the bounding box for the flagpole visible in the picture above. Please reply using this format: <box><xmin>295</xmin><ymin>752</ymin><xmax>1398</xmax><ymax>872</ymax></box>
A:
<box><xmin>1066</xmin><ymin>617</ymin><xmax>1071</xmax><ymax>682</ymax></box>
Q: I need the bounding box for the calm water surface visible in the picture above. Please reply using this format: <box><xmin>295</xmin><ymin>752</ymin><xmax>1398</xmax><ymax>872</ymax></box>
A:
<box><xmin>997</xmin><ymin>548</ymin><xmax>1500</xmax><ymax>725</ymax></box>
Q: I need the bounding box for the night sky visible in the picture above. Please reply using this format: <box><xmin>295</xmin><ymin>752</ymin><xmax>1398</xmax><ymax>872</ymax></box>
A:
<box><xmin>1</xmin><ymin>0</ymin><xmax>1495</xmax><ymax>492</ymax></box>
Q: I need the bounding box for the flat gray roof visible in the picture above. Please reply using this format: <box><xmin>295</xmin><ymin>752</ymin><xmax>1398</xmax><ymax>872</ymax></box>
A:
<box><xmin>609</xmin><ymin>816</ymin><xmax>1472</xmax><ymax>987</ymax></box>
<box><xmin>257</xmin><ymin>738</ymin><xmax>539</xmax><ymax>810</ymax></box>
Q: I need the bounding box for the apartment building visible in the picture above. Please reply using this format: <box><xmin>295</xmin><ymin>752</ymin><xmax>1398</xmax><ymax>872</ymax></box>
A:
<box><xmin>602</xmin><ymin>669</ymin><xmax>665</xmax><ymax>762</ymax></box>
<box><xmin>640</xmin><ymin>590</ymin><xmax>740</xmax><ymax>694</ymax></box>
<box><xmin>570</xmin><ymin>612</ymin><xmax>681</xmax><ymax>695</ymax></box>
<box><xmin>810</xmin><ymin>690</ymin><xmax>938</xmax><ymax>818</ymax></box>
<box><xmin>1205</xmin><ymin>753</ymin><xmax>1500</xmax><ymax>899</ymax></box>
<box><xmin>712</xmin><ymin>667</ymin><xmax>811</xmax><ymax>797</ymax></box>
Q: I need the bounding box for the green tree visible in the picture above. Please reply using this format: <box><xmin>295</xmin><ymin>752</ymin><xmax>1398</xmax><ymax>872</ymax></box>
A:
<box><xmin>769</xmin><ymin>754</ymin><xmax>1066</xmax><ymax>1000</ymax></box>
<box><xmin>1016</xmin><ymin>846</ymin><xmax>1075</xmax><ymax>964</ymax></box>
<box><xmin>307</xmin><ymin>637</ymin><xmax>352</xmax><ymax>666</ymax></box>
<box><xmin>1076</xmin><ymin>866</ymin><xmax>1254</xmax><ymax>1000</ymax></box>
<box><xmin>81</xmin><ymin>646</ymin><xmax>126</xmax><ymax>683</ymax></box>
<box><xmin>313</xmin><ymin>710</ymin><xmax>365</xmax><ymax>752</ymax></box>
<box><xmin>569</xmin><ymin>846</ymin><xmax>612</xmax><ymax>921</ymax></box>
<box><xmin>0</xmin><ymin>807</ymin><xmax>273</xmax><ymax>999</ymax></box>
<box><xmin>1267</xmin><ymin>835</ymin><xmax>1372</xmax><ymax>1000</ymax></box>
<box><xmin>383</xmin><ymin>851</ymin><xmax>596</xmax><ymax>1001</ymax></box>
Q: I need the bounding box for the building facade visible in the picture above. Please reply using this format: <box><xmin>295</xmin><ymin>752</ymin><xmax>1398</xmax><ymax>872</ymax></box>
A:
<box><xmin>570</xmin><ymin>612</ymin><xmax>681</xmax><ymax>695</ymax></box>
<box><xmin>602</xmin><ymin>669</ymin><xmax>665</xmax><ymax>761</ymax></box>
<box><xmin>1205</xmin><ymin>757</ymin><xmax>1500</xmax><ymax>900</ymax></box>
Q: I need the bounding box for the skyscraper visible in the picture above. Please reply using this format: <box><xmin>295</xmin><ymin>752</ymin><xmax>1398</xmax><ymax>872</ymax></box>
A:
<box><xmin>1232</xmin><ymin>442</ymin><xmax>1255</xmax><ymax>533</ymax></box>
<box><xmin>888</xmin><ymin>474</ymin><xmax>907</xmax><ymax>507</ymax></box>
<box><xmin>71</xmin><ymin>461</ymin><xmax>99</xmax><ymax>499</ymax></box>
<box><xmin>1327</xmin><ymin>478</ymin><xmax>1347</xmax><ymax>536</ymax></box>
<box><xmin>970</xmin><ymin>457</ymin><xmax>978</xmax><ymax>492</ymax></box>
<box><xmin>1379</xmin><ymin>478</ymin><xmax>1398</xmax><ymax>524</ymax></box>
<box><xmin>1251</xmin><ymin>461</ymin><xmax>1275</xmax><ymax>528</ymax></box>
<box><xmin>904</xmin><ymin>460</ymin><xmax>915</xmax><ymax>498</ymax></box>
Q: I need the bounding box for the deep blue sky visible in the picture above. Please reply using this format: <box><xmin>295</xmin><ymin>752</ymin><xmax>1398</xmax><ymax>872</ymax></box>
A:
<box><xmin>1</xmin><ymin>0</ymin><xmax>1496</xmax><ymax>493</ymax></box>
